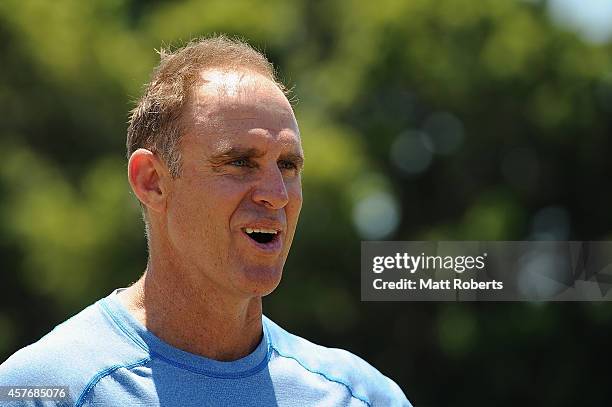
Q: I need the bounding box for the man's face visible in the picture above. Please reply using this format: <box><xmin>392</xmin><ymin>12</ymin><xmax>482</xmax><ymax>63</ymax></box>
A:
<box><xmin>164</xmin><ymin>69</ymin><xmax>303</xmax><ymax>299</ymax></box>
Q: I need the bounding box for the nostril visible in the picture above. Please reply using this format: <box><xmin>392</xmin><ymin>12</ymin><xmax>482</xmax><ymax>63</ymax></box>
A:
<box><xmin>251</xmin><ymin>175</ymin><xmax>290</xmax><ymax>209</ymax></box>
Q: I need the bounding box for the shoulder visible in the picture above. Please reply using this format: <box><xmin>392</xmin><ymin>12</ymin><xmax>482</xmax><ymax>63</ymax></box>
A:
<box><xmin>263</xmin><ymin>316</ymin><xmax>412</xmax><ymax>407</ymax></box>
<box><xmin>0</xmin><ymin>299</ymin><xmax>149</xmax><ymax>406</ymax></box>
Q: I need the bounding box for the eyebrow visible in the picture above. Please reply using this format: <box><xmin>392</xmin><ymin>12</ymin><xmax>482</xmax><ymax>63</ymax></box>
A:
<box><xmin>279</xmin><ymin>152</ymin><xmax>305</xmax><ymax>169</ymax></box>
<box><xmin>209</xmin><ymin>147</ymin><xmax>304</xmax><ymax>168</ymax></box>
<box><xmin>210</xmin><ymin>147</ymin><xmax>265</xmax><ymax>163</ymax></box>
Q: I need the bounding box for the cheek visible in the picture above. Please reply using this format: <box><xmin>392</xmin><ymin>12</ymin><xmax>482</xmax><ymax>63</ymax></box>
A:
<box><xmin>287</xmin><ymin>185</ymin><xmax>303</xmax><ymax>222</ymax></box>
<box><xmin>169</xmin><ymin>177</ymin><xmax>250</xmax><ymax>233</ymax></box>
<box><xmin>165</xmin><ymin>180</ymin><xmax>214</xmax><ymax>243</ymax></box>
<box><xmin>166</xmin><ymin>191</ymin><xmax>205</xmax><ymax>245</ymax></box>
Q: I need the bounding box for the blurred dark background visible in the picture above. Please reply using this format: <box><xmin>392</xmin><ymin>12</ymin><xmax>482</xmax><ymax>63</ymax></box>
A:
<box><xmin>1</xmin><ymin>0</ymin><xmax>612</xmax><ymax>406</ymax></box>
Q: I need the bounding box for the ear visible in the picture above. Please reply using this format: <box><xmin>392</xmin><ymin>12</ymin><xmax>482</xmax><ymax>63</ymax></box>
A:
<box><xmin>128</xmin><ymin>148</ymin><xmax>169</xmax><ymax>214</ymax></box>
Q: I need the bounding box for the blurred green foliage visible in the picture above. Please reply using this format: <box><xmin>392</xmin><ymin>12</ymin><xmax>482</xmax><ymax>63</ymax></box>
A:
<box><xmin>1</xmin><ymin>0</ymin><xmax>612</xmax><ymax>405</ymax></box>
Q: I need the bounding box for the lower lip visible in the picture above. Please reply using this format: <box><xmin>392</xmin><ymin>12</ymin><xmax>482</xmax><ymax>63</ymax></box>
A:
<box><xmin>241</xmin><ymin>231</ymin><xmax>283</xmax><ymax>254</ymax></box>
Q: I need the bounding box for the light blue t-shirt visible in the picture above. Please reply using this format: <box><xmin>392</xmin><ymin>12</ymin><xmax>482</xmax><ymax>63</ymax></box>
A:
<box><xmin>0</xmin><ymin>290</ymin><xmax>411</xmax><ymax>406</ymax></box>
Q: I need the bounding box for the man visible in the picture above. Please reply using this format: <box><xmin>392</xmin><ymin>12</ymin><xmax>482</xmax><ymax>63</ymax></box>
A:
<box><xmin>0</xmin><ymin>36</ymin><xmax>411</xmax><ymax>406</ymax></box>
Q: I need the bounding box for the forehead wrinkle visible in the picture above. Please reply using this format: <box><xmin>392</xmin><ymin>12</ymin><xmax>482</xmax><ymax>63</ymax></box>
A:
<box><xmin>192</xmin><ymin>108</ymin><xmax>299</xmax><ymax>142</ymax></box>
<box><xmin>208</xmin><ymin>128</ymin><xmax>302</xmax><ymax>155</ymax></box>
<box><xmin>190</xmin><ymin>95</ymin><xmax>296</xmax><ymax>137</ymax></box>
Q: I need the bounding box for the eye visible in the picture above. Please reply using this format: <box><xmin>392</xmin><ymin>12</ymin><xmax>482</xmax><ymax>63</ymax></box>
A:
<box><xmin>278</xmin><ymin>160</ymin><xmax>298</xmax><ymax>171</ymax></box>
<box><xmin>230</xmin><ymin>158</ymin><xmax>252</xmax><ymax>167</ymax></box>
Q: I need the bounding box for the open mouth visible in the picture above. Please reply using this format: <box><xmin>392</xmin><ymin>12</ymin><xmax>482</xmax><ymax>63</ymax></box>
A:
<box><xmin>243</xmin><ymin>228</ymin><xmax>279</xmax><ymax>245</ymax></box>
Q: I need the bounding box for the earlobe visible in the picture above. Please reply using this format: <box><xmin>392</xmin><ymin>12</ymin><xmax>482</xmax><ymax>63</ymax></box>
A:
<box><xmin>128</xmin><ymin>148</ymin><xmax>167</xmax><ymax>214</ymax></box>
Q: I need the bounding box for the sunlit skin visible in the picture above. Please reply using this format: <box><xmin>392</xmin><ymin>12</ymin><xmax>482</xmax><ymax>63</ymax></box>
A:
<box><xmin>119</xmin><ymin>69</ymin><xmax>303</xmax><ymax>361</ymax></box>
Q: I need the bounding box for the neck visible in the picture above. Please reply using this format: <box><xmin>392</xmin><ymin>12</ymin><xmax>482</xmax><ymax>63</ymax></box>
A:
<box><xmin>117</xmin><ymin>255</ymin><xmax>263</xmax><ymax>361</ymax></box>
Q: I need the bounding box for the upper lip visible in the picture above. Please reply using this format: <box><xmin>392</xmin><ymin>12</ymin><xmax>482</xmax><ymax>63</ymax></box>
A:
<box><xmin>240</xmin><ymin>221</ymin><xmax>284</xmax><ymax>233</ymax></box>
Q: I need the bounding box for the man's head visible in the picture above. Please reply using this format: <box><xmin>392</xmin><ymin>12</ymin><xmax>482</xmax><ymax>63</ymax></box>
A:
<box><xmin>127</xmin><ymin>36</ymin><xmax>286</xmax><ymax>177</ymax></box>
<box><xmin>126</xmin><ymin>36</ymin><xmax>303</xmax><ymax>299</ymax></box>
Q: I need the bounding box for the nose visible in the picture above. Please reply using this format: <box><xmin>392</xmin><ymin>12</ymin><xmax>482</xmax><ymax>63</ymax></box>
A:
<box><xmin>252</xmin><ymin>166</ymin><xmax>289</xmax><ymax>209</ymax></box>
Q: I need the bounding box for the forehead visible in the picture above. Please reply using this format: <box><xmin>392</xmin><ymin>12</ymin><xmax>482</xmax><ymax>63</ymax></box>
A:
<box><xmin>184</xmin><ymin>69</ymin><xmax>301</xmax><ymax>152</ymax></box>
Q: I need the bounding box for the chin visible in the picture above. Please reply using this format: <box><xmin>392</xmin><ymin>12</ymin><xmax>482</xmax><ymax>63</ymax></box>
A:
<box><xmin>237</xmin><ymin>264</ymin><xmax>284</xmax><ymax>297</ymax></box>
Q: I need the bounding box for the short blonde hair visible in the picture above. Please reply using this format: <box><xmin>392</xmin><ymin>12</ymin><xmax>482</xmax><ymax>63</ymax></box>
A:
<box><xmin>127</xmin><ymin>35</ymin><xmax>284</xmax><ymax>177</ymax></box>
